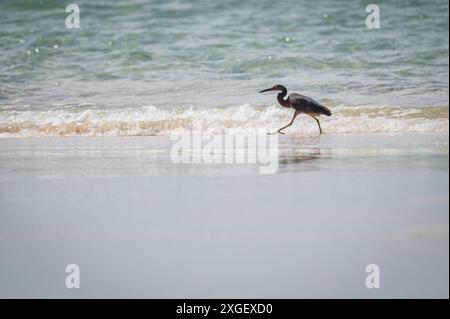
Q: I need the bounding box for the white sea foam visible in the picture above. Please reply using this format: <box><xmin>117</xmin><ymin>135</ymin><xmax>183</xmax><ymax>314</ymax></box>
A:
<box><xmin>0</xmin><ymin>104</ymin><xmax>448</xmax><ymax>137</ymax></box>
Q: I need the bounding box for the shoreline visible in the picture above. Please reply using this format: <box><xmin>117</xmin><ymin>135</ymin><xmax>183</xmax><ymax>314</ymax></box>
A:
<box><xmin>1</xmin><ymin>104</ymin><xmax>448</xmax><ymax>137</ymax></box>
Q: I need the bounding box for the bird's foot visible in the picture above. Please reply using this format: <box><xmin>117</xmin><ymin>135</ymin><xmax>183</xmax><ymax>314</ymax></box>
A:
<box><xmin>267</xmin><ymin>130</ymin><xmax>286</xmax><ymax>135</ymax></box>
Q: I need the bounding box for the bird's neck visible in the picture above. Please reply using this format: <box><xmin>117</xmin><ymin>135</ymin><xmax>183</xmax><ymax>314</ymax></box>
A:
<box><xmin>277</xmin><ymin>90</ymin><xmax>289</xmax><ymax>107</ymax></box>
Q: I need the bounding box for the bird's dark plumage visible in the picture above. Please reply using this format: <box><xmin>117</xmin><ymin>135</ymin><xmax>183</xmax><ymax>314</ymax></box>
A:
<box><xmin>287</xmin><ymin>93</ymin><xmax>332</xmax><ymax>116</ymax></box>
<box><xmin>259</xmin><ymin>84</ymin><xmax>331</xmax><ymax>134</ymax></box>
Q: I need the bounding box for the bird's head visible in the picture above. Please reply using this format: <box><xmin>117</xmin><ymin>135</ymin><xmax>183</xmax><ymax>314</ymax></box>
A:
<box><xmin>259</xmin><ymin>85</ymin><xmax>286</xmax><ymax>93</ymax></box>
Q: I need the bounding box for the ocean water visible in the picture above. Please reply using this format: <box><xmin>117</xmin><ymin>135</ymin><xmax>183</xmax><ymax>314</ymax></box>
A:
<box><xmin>0</xmin><ymin>0</ymin><xmax>448</xmax><ymax>136</ymax></box>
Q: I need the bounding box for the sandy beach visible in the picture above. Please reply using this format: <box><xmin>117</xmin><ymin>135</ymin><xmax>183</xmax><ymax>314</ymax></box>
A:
<box><xmin>0</xmin><ymin>133</ymin><xmax>448</xmax><ymax>298</ymax></box>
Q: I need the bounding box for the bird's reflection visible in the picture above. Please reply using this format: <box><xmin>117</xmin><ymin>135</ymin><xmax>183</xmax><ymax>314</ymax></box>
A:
<box><xmin>279</xmin><ymin>148</ymin><xmax>324</xmax><ymax>164</ymax></box>
<box><xmin>277</xmin><ymin>146</ymin><xmax>331</xmax><ymax>174</ymax></box>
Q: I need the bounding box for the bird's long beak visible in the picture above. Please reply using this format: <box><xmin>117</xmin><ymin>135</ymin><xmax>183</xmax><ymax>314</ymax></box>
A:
<box><xmin>259</xmin><ymin>88</ymin><xmax>274</xmax><ymax>93</ymax></box>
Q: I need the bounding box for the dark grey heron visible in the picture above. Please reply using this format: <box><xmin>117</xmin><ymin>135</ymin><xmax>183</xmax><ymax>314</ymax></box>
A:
<box><xmin>259</xmin><ymin>84</ymin><xmax>331</xmax><ymax>135</ymax></box>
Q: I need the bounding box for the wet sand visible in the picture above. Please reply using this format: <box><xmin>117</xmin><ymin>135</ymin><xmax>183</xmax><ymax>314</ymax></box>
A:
<box><xmin>0</xmin><ymin>133</ymin><xmax>448</xmax><ymax>298</ymax></box>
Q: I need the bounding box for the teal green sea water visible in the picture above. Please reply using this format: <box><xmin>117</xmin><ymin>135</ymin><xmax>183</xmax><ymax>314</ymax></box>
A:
<box><xmin>0</xmin><ymin>0</ymin><xmax>448</xmax><ymax>136</ymax></box>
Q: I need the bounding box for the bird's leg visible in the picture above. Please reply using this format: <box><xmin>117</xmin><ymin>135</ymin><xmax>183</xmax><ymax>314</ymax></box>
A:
<box><xmin>268</xmin><ymin>111</ymin><xmax>299</xmax><ymax>135</ymax></box>
<box><xmin>309</xmin><ymin>115</ymin><xmax>322</xmax><ymax>134</ymax></box>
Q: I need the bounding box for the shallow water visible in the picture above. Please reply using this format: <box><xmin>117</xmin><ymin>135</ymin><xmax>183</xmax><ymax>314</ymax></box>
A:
<box><xmin>0</xmin><ymin>104</ymin><xmax>448</xmax><ymax>136</ymax></box>
<box><xmin>0</xmin><ymin>134</ymin><xmax>448</xmax><ymax>178</ymax></box>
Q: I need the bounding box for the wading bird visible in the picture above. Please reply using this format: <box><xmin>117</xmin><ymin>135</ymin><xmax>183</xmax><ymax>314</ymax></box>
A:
<box><xmin>259</xmin><ymin>85</ymin><xmax>331</xmax><ymax>134</ymax></box>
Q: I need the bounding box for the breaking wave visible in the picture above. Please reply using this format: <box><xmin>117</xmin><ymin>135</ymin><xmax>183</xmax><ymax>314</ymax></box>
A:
<box><xmin>0</xmin><ymin>104</ymin><xmax>448</xmax><ymax>137</ymax></box>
